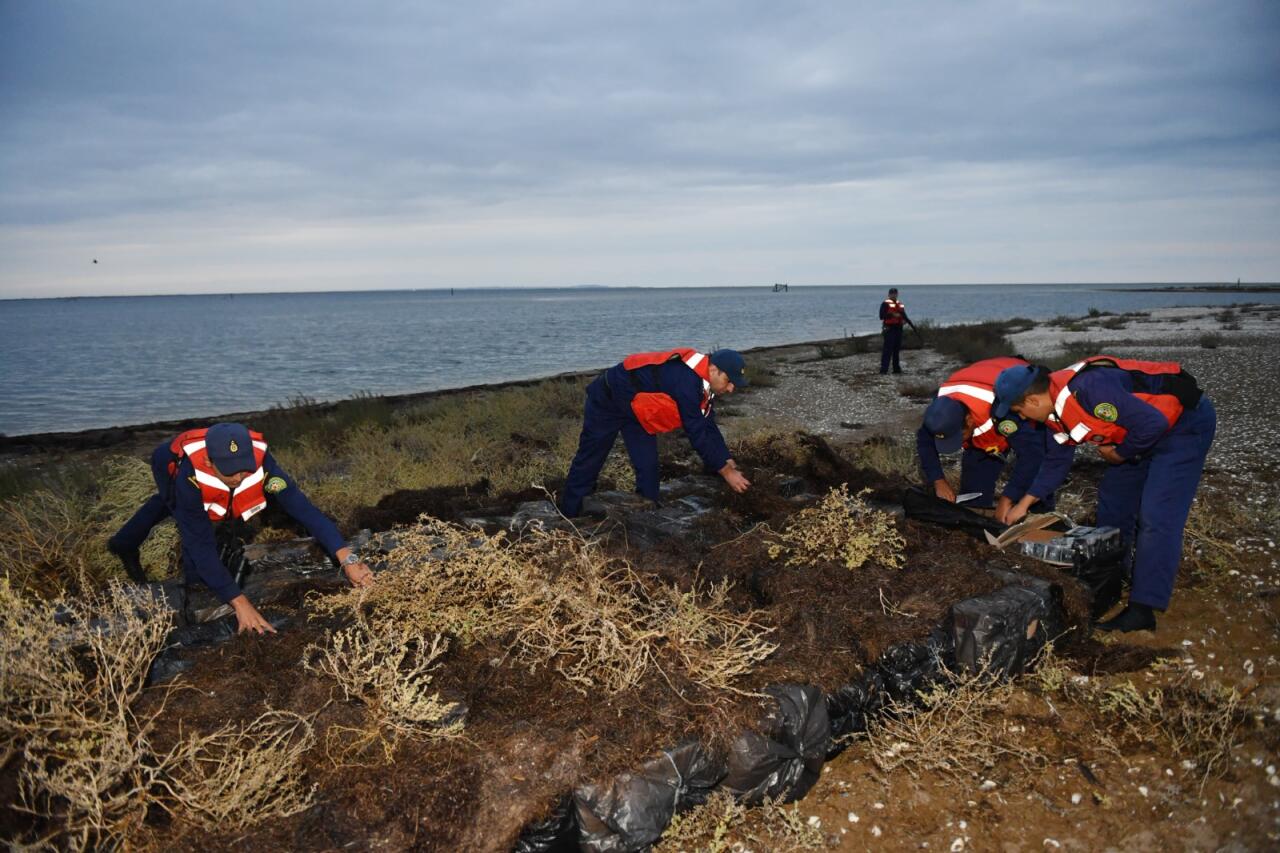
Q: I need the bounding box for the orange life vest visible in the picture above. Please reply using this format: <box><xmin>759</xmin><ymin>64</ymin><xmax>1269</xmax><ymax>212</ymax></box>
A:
<box><xmin>937</xmin><ymin>356</ymin><xmax>1029</xmax><ymax>453</ymax></box>
<box><xmin>1046</xmin><ymin>356</ymin><xmax>1200</xmax><ymax>446</ymax></box>
<box><xmin>620</xmin><ymin>348</ymin><xmax>713</xmax><ymax>435</ymax></box>
<box><xmin>882</xmin><ymin>298</ymin><xmax>906</xmax><ymax>326</ymax></box>
<box><xmin>168</xmin><ymin>428</ymin><xmax>271</xmax><ymax>522</ymax></box>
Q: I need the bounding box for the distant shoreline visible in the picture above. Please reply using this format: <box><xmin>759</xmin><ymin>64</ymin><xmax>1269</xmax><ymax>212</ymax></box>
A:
<box><xmin>1107</xmin><ymin>284</ymin><xmax>1280</xmax><ymax>293</ymax></box>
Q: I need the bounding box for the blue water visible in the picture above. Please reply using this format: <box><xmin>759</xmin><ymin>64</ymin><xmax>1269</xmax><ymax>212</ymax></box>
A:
<box><xmin>1</xmin><ymin>284</ymin><xmax>1275</xmax><ymax>436</ymax></box>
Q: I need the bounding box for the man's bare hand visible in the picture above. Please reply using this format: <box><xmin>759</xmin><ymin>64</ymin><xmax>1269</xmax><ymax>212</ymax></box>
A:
<box><xmin>933</xmin><ymin>479</ymin><xmax>956</xmax><ymax>502</ymax></box>
<box><xmin>343</xmin><ymin>561</ymin><xmax>374</xmax><ymax>588</ymax></box>
<box><xmin>1098</xmin><ymin>444</ymin><xmax>1125</xmax><ymax>465</ymax></box>
<box><xmin>994</xmin><ymin>495</ymin><xmax>1014</xmax><ymax>524</ymax></box>
<box><xmin>719</xmin><ymin>460</ymin><xmax>751</xmax><ymax>493</ymax></box>
<box><xmin>230</xmin><ymin>594</ymin><xmax>277</xmax><ymax>635</ymax></box>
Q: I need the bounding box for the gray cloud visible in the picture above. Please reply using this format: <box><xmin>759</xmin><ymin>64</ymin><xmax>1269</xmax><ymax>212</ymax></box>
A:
<box><xmin>1</xmin><ymin>0</ymin><xmax>1277</xmax><ymax>294</ymax></box>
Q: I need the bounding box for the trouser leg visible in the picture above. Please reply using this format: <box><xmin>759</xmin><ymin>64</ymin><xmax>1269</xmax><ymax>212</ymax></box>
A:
<box><xmin>560</xmin><ymin>383</ymin><xmax>623</xmax><ymax>517</ymax></box>
<box><xmin>110</xmin><ymin>494</ymin><xmax>171</xmax><ymax>550</ymax></box>
<box><xmin>621</xmin><ymin>420</ymin><xmax>661</xmax><ymax>504</ymax></box>
<box><xmin>880</xmin><ymin>328</ymin><xmax>893</xmax><ymax>373</ymax></box>
<box><xmin>958</xmin><ymin>448</ymin><xmax>1004</xmax><ymax>508</ymax></box>
<box><xmin>1129</xmin><ymin>400</ymin><xmax>1217</xmax><ymax>610</ymax></box>
<box><xmin>890</xmin><ymin>327</ymin><xmax>903</xmax><ymax>372</ymax></box>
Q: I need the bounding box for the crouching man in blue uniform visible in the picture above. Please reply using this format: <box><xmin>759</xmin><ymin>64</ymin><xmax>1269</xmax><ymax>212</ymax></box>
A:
<box><xmin>559</xmin><ymin>348</ymin><xmax>751</xmax><ymax>517</ymax></box>
<box><xmin>993</xmin><ymin>357</ymin><xmax>1216</xmax><ymax>633</ymax></box>
<box><xmin>108</xmin><ymin>422</ymin><xmax>374</xmax><ymax>635</ymax></box>
<box><xmin>917</xmin><ymin>356</ymin><xmax>1074</xmax><ymax>521</ymax></box>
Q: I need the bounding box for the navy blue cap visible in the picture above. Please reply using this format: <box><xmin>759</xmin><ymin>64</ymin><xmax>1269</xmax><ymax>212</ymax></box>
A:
<box><xmin>992</xmin><ymin>365</ymin><xmax>1039</xmax><ymax>418</ymax></box>
<box><xmin>923</xmin><ymin>396</ymin><xmax>967</xmax><ymax>454</ymax></box>
<box><xmin>709</xmin><ymin>349</ymin><xmax>748</xmax><ymax>387</ymax></box>
<box><xmin>205</xmin><ymin>423</ymin><xmax>256</xmax><ymax>474</ymax></box>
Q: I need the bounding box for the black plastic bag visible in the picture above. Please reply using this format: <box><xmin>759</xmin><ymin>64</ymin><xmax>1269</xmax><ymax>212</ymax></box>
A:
<box><xmin>573</xmin><ymin>740</ymin><xmax>726</xmax><ymax>853</ymax></box>
<box><xmin>949</xmin><ymin>585</ymin><xmax>1050</xmax><ymax>678</ymax></box>
<box><xmin>721</xmin><ymin>684</ymin><xmax>829</xmax><ymax>805</ymax></box>
<box><xmin>876</xmin><ymin>629</ymin><xmax>954</xmax><ymax>705</ymax></box>
<box><xmin>513</xmin><ymin>794</ymin><xmax>578</xmax><ymax>853</ymax></box>
<box><xmin>902</xmin><ymin>486</ymin><xmax>1006</xmax><ymax>540</ymax></box>
<box><xmin>826</xmin><ymin>668</ymin><xmax>887</xmax><ymax>757</ymax></box>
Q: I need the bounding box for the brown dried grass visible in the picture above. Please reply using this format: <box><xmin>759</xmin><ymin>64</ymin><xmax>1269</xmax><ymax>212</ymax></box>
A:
<box><xmin>308</xmin><ymin>518</ymin><xmax>777</xmax><ymax>697</ymax></box>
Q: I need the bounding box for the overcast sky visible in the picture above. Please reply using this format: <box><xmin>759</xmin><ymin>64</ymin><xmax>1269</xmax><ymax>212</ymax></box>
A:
<box><xmin>1</xmin><ymin>1</ymin><xmax>1277</xmax><ymax>297</ymax></box>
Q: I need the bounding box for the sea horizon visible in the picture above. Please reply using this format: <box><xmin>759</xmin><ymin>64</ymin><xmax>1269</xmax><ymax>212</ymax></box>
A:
<box><xmin>4</xmin><ymin>282</ymin><xmax>1279</xmax><ymax>437</ymax></box>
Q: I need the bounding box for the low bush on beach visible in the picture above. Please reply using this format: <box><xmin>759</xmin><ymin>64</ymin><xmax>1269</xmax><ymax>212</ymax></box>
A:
<box><xmin>1199</xmin><ymin>332</ymin><xmax>1224</xmax><ymax>349</ymax></box>
<box><xmin>309</xmin><ymin>518</ymin><xmax>777</xmax><ymax>696</ymax></box>
<box><xmin>915</xmin><ymin>319</ymin><xmax>1024</xmax><ymax>364</ymax></box>
<box><xmin>0</xmin><ymin>579</ymin><xmax>315</xmax><ymax>847</ymax></box>
<box><xmin>767</xmin><ymin>484</ymin><xmax>905</xmax><ymax>572</ymax></box>
<box><xmin>276</xmin><ymin>379</ymin><xmax>588</xmax><ymax>525</ymax></box>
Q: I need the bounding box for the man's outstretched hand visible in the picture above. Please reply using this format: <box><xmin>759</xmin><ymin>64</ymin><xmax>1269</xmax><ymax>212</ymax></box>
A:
<box><xmin>719</xmin><ymin>460</ymin><xmax>751</xmax><ymax>493</ymax></box>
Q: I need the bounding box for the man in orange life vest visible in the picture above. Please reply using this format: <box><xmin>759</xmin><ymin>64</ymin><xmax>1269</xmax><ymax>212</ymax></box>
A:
<box><xmin>879</xmin><ymin>288</ymin><xmax>912</xmax><ymax>374</ymax></box>
<box><xmin>992</xmin><ymin>357</ymin><xmax>1215</xmax><ymax>632</ymax></box>
<box><xmin>559</xmin><ymin>349</ymin><xmax>751</xmax><ymax>517</ymax></box>
<box><xmin>917</xmin><ymin>357</ymin><xmax>1074</xmax><ymax>519</ymax></box>
<box><xmin>107</xmin><ymin>423</ymin><xmax>374</xmax><ymax>635</ymax></box>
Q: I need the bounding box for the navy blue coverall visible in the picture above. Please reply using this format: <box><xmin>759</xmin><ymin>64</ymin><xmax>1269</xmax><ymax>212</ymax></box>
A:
<box><xmin>1065</xmin><ymin>368</ymin><xmax>1217</xmax><ymax>611</ymax></box>
<box><xmin>560</xmin><ymin>360</ymin><xmax>732</xmax><ymax>517</ymax></box>
<box><xmin>112</xmin><ymin>440</ymin><xmax>347</xmax><ymax>603</ymax></box>
<box><xmin>879</xmin><ymin>299</ymin><xmax>909</xmax><ymax>373</ymax></box>
<box><xmin>915</xmin><ymin>417</ymin><xmax>1074</xmax><ymax>510</ymax></box>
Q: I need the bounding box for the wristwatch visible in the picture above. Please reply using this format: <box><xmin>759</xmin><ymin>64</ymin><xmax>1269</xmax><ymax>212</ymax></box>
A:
<box><xmin>340</xmin><ymin>552</ymin><xmax>362</xmax><ymax>567</ymax></box>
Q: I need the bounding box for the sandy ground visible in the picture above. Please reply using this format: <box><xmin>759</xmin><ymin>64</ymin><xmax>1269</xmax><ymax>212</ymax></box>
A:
<box><xmin>707</xmin><ymin>304</ymin><xmax>1280</xmax><ymax>851</ymax></box>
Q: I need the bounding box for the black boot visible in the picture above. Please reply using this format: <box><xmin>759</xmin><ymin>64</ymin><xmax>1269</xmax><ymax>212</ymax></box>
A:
<box><xmin>1096</xmin><ymin>602</ymin><xmax>1156</xmax><ymax>633</ymax></box>
<box><xmin>107</xmin><ymin>538</ymin><xmax>148</xmax><ymax>585</ymax></box>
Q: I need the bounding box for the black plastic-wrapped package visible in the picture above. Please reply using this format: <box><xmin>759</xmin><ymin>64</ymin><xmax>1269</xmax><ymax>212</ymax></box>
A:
<box><xmin>721</xmin><ymin>684</ymin><xmax>830</xmax><ymax>805</ymax></box>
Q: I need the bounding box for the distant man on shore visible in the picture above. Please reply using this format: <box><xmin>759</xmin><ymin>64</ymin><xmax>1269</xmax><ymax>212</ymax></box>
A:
<box><xmin>992</xmin><ymin>356</ymin><xmax>1215</xmax><ymax>633</ymax></box>
<box><xmin>559</xmin><ymin>349</ymin><xmax>751</xmax><ymax>517</ymax></box>
<box><xmin>879</xmin><ymin>287</ymin><xmax>914</xmax><ymax>374</ymax></box>
<box><xmin>918</xmin><ymin>356</ymin><xmax>1074</xmax><ymax>519</ymax></box>
<box><xmin>108</xmin><ymin>422</ymin><xmax>374</xmax><ymax>634</ymax></box>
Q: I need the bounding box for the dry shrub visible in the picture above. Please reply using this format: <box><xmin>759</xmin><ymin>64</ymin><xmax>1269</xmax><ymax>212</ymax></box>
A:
<box><xmin>655</xmin><ymin>790</ymin><xmax>824</xmax><ymax>852</ymax></box>
<box><xmin>309</xmin><ymin>519</ymin><xmax>541</xmax><ymax>644</ymax></box>
<box><xmin>0</xmin><ymin>456</ymin><xmax>180</xmax><ymax>596</ymax></box>
<box><xmin>309</xmin><ymin>518</ymin><xmax>777</xmax><ymax>697</ymax></box>
<box><xmin>303</xmin><ymin>620</ymin><xmax>464</xmax><ymax>740</ymax></box>
<box><xmin>276</xmin><ymin>380</ymin><xmax>588</xmax><ymax>523</ymax></box>
<box><xmin>1</xmin><ymin>578</ymin><xmax>172</xmax><ymax>847</ymax></box>
<box><xmin>768</xmin><ymin>484</ymin><xmax>904</xmax><ymax>571</ymax></box>
<box><xmin>1182</xmin><ymin>491</ymin><xmax>1254</xmax><ymax>581</ymax></box>
<box><xmin>0</xmin><ymin>491</ymin><xmax>102</xmax><ymax>595</ymax></box>
<box><xmin>160</xmin><ymin>710</ymin><xmax>317</xmax><ymax>830</ymax></box>
<box><xmin>2</xmin><ymin>579</ymin><xmax>318</xmax><ymax>846</ymax></box>
<box><xmin>867</xmin><ymin>660</ymin><xmax>1046</xmax><ymax>782</ymax></box>
<box><xmin>846</xmin><ymin>437</ymin><xmax>918</xmax><ymax>480</ymax></box>
<box><xmin>1093</xmin><ymin>674</ymin><xmax>1246</xmax><ymax>784</ymax></box>
<box><xmin>91</xmin><ymin>456</ymin><xmax>180</xmax><ymax>581</ymax></box>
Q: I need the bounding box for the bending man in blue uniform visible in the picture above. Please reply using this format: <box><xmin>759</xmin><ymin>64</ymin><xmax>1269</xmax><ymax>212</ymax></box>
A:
<box><xmin>559</xmin><ymin>348</ymin><xmax>751</xmax><ymax>518</ymax></box>
<box><xmin>917</xmin><ymin>356</ymin><xmax>1074</xmax><ymax>521</ymax></box>
<box><xmin>108</xmin><ymin>422</ymin><xmax>374</xmax><ymax>635</ymax></box>
<box><xmin>993</xmin><ymin>356</ymin><xmax>1215</xmax><ymax>633</ymax></box>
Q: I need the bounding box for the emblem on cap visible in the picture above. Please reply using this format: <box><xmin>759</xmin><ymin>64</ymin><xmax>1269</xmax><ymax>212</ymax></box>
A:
<box><xmin>997</xmin><ymin>419</ymin><xmax>1018</xmax><ymax>436</ymax></box>
<box><xmin>229</xmin><ymin>439</ymin><xmax>239</xmax><ymax>453</ymax></box>
<box><xmin>1092</xmin><ymin>402</ymin><xmax>1118</xmax><ymax>422</ymax></box>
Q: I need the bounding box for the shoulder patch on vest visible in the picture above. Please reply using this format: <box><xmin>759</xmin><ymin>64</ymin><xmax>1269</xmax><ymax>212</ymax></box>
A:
<box><xmin>1093</xmin><ymin>402</ymin><xmax>1119</xmax><ymax>422</ymax></box>
<box><xmin>265</xmin><ymin>476</ymin><xmax>288</xmax><ymax>495</ymax></box>
<box><xmin>997</xmin><ymin>419</ymin><xmax>1019</xmax><ymax>436</ymax></box>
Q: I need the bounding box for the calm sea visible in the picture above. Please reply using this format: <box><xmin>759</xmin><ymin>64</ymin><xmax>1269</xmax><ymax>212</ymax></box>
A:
<box><xmin>1</xmin><ymin>284</ymin><xmax>1275</xmax><ymax>436</ymax></box>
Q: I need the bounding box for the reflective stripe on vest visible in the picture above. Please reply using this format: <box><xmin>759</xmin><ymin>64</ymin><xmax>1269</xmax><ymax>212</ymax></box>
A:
<box><xmin>170</xmin><ymin>427</ymin><xmax>270</xmax><ymax>521</ymax></box>
<box><xmin>882</xmin><ymin>299</ymin><xmax>906</xmax><ymax>326</ymax></box>
<box><xmin>1046</xmin><ymin>356</ymin><xmax>1189</xmax><ymax>446</ymax></box>
<box><xmin>620</xmin><ymin>348</ymin><xmax>713</xmax><ymax>434</ymax></box>
<box><xmin>936</xmin><ymin>357</ymin><xmax>1029</xmax><ymax>453</ymax></box>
